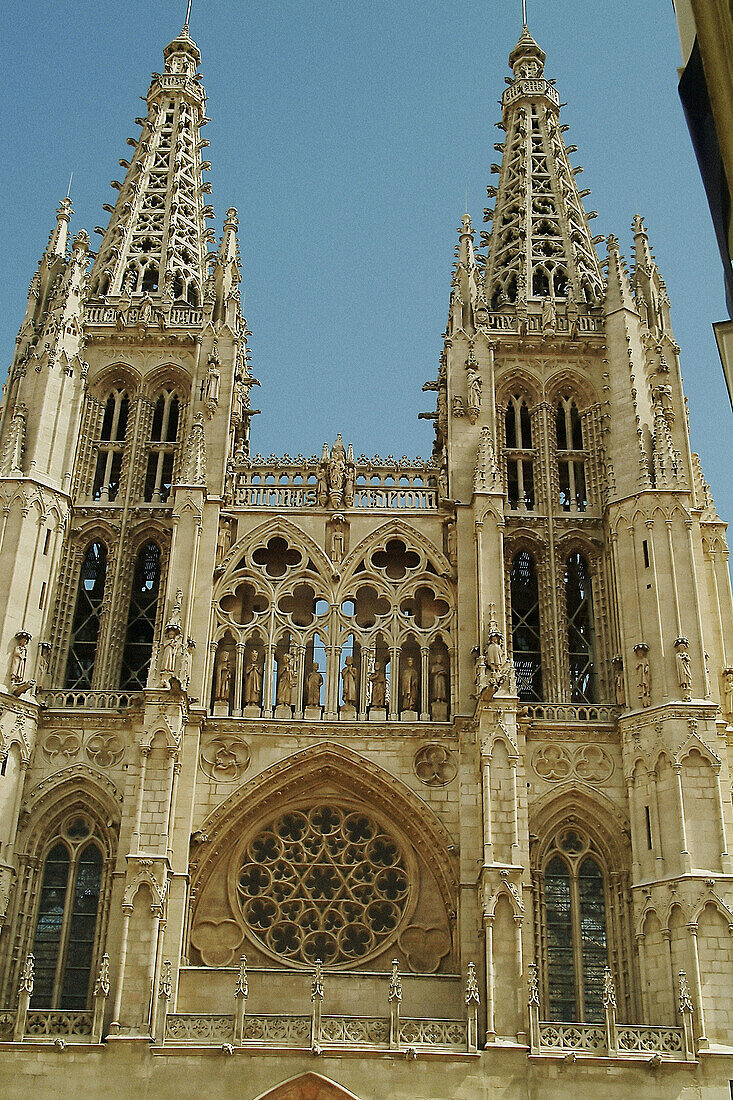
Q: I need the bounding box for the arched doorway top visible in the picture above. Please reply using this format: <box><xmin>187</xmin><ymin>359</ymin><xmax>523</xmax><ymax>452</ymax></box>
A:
<box><xmin>253</xmin><ymin>1072</ymin><xmax>363</xmax><ymax>1100</ymax></box>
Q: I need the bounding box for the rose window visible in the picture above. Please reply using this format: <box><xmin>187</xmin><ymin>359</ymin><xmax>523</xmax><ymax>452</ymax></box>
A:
<box><xmin>236</xmin><ymin>806</ymin><xmax>410</xmax><ymax>967</ymax></box>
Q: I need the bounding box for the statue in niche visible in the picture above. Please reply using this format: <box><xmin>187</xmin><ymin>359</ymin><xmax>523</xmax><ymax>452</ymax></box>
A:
<box><xmin>214</xmin><ymin>650</ymin><xmax>232</xmax><ymax>703</ymax></box>
<box><xmin>674</xmin><ymin>637</ymin><xmax>692</xmax><ymax>701</ymax></box>
<box><xmin>167</xmin><ymin>588</ymin><xmax>184</xmax><ymax>633</ymax></box>
<box><xmin>341</xmin><ymin>656</ymin><xmax>358</xmax><ymax>707</ymax></box>
<box><xmin>160</xmin><ymin>626</ymin><xmax>181</xmax><ymax>685</ymax></box>
<box><xmin>306</xmin><ymin>663</ymin><xmax>323</xmax><ymax>707</ymax></box>
<box><xmin>542</xmin><ymin>295</ymin><xmax>556</xmax><ymax>334</ymax></box>
<box><xmin>634</xmin><ymin>643</ymin><xmax>651</xmax><ymax>708</ymax></box>
<box><xmin>205</xmin><ymin>344</ymin><xmax>221</xmax><ymax>414</ymax></box>
<box><xmin>369</xmin><ymin>661</ymin><xmax>388</xmax><ymax>708</ymax></box>
<box><xmin>445</xmin><ymin>519</ymin><xmax>457</xmax><ymax>569</ymax></box>
<box><xmin>430</xmin><ymin>653</ymin><xmax>449</xmax><ymax>703</ymax></box>
<box><xmin>217</xmin><ymin>519</ymin><xmax>233</xmax><ymax>564</ymax></box>
<box><xmin>723</xmin><ymin>668</ymin><xmax>733</xmax><ymax>717</ymax></box>
<box><xmin>330</xmin><ymin>515</ymin><xmax>346</xmax><ymax>564</ymax></box>
<box><xmin>485</xmin><ymin>629</ymin><xmax>505</xmax><ymax>675</ymax></box>
<box><xmin>180</xmin><ymin>637</ymin><xmax>195</xmax><ymax>692</ymax></box>
<box><xmin>400</xmin><ymin>656</ymin><xmax>419</xmax><ymax>711</ymax></box>
<box><xmin>566</xmin><ymin>286</ymin><xmax>579</xmax><ymax>339</ymax></box>
<box><xmin>316</xmin><ymin>464</ymin><xmax>328</xmax><ymax>507</ymax></box>
<box><xmin>10</xmin><ymin>632</ymin><xmax>30</xmax><ymax>684</ymax></box>
<box><xmin>244</xmin><ymin>647</ymin><xmax>263</xmax><ymax>706</ymax></box>
<box><xmin>276</xmin><ymin>651</ymin><xmax>295</xmax><ymax>707</ymax></box>
<box><xmin>466</xmin><ymin>363</ymin><xmax>482</xmax><ymax>420</ymax></box>
<box><xmin>473</xmin><ymin>649</ymin><xmax>488</xmax><ymax>698</ymax></box>
<box><xmin>612</xmin><ymin>655</ymin><xmax>625</xmax><ymax>708</ymax></box>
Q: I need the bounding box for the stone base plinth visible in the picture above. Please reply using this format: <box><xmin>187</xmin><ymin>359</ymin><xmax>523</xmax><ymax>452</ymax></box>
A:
<box><xmin>274</xmin><ymin>704</ymin><xmax>292</xmax><ymax>719</ymax></box>
<box><xmin>369</xmin><ymin>708</ymin><xmax>387</xmax><ymax>722</ymax></box>
<box><xmin>401</xmin><ymin>710</ymin><xmax>418</xmax><ymax>722</ymax></box>
<box><xmin>243</xmin><ymin>705</ymin><xmax>261</xmax><ymax>717</ymax></box>
<box><xmin>431</xmin><ymin>702</ymin><xmax>449</xmax><ymax>721</ymax></box>
<box><xmin>212</xmin><ymin>702</ymin><xmax>229</xmax><ymax>717</ymax></box>
<box><xmin>340</xmin><ymin>704</ymin><xmax>357</xmax><ymax>720</ymax></box>
<box><xmin>304</xmin><ymin>705</ymin><xmax>322</xmax><ymax>720</ymax></box>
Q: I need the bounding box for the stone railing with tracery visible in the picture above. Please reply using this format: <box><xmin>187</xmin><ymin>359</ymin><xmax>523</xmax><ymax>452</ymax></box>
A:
<box><xmin>521</xmin><ymin>702</ymin><xmax>619</xmax><ymax>725</ymax></box>
<box><xmin>160</xmin><ymin>959</ymin><xmax>478</xmax><ymax>1056</ymax></box>
<box><xmin>229</xmin><ymin>454</ymin><xmax>439</xmax><ymax>512</ymax></box>
<box><xmin>41</xmin><ymin>689</ymin><xmax>140</xmax><ymax>710</ymax></box>
<box><xmin>85</xmin><ymin>304</ymin><xmax>203</xmax><ymax>328</ymax></box>
<box><xmin>24</xmin><ymin>1011</ymin><xmax>93</xmax><ymax>1040</ymax></box>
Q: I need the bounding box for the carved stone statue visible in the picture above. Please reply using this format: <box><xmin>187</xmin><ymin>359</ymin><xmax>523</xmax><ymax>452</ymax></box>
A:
<box><xmin>214</xmin><ymin>650</ymin><xmax>232</xmax><ymax>703</ymax></box>
<box><xmin>466</xmin><ymin>364</ymin><xmax>482</xmax><ymax>413</ymax></box>
<box><xmin>634</xmin><ymin>643</ymin><xmax>650</xmax><ymax>708</ymax></box>
<box><xmin>723</xmin><ymin>668</ymin><xmax>733</xmax><ymax>717</ymax></box>
<box><xmin>612</xmin><ymin>655</ymin><xmax>625</xmax><ymax>708</ymax></box>
<box><xmin>674</xmin><ymin>638</ymin><xmax>692</xmax><ymax>701</ymax></box>
<box><xmin>244</xmin><ymin>648</ymin><xmax>263</xmax><ymax>706</ymax></box>
<box><xmin>160</xmin><ymin>626</ymin><xmax>181</xmax><ymax>685</ymax></box>
<box><xmin>10</xmin><ymin>632</ymin><xmax>30</xmax><ymax>684</ymax></box>
<box><xmin>205</xmin><ymin>356</ymin><xmax>221</xmax><ymax>411</ymax></box>
<box><xmin>542</xmin><ymin>295</ymin><xmax>556</xmax><ymax>333</ymax></box>
<box><xmin>400</xmin><ymin>656</ymin><xmax>419</xmax><ymax>711</ymax></box>
<box><xmin>341</xmin><ymin>656</ymin><xmax>358</xmax><ymax>707</ymax></box>
<box><xmin>474</xmin><ymin>650</ymin><xmax>488</xmax><ymax>698</ymax></box>
<box><xmin>485</xmin><ymin>630</ymin><xmax>504</xmax><ymax>674</ymax></box>
<box><xmin>306</xmin><ymin>663</ymin><xmax>323</xmax><ymax>707</ymax></box>
<box><xmin>316</xmin><ymin>464</ymin><xmax>329</xmax><ymax>507</ymax></box>
<box><xmin>445</xmin><ymin>519</ymin><xmax>457</xmax><ymax>568</ymax></box>
<box><xmin>217</xmin><ymin>519</ymin><xmax>233</xmax><ymax>564</ymax></box>
<box><xmin>276</xmin><ymin>652</ymin><xmax>295</xmax><ymax>707</ymax></box>
<box><xmin>180</xmin><ymin>638</ymin><xmax>195</xmax><ymax>691</ymax></box>
<box><xmin>429</xmin><ymin>654</ymin><xmax>449</xmax><ymax>703</ymax></box>
<box><xmin>370</xmin><ymin>661</ymin><xmax>388</xmax><ymax>708</ymax></box>
<box><xmin>328</xmin><ymin>435</ymin><xmax>346</xmax><ymax>509</ymax></box>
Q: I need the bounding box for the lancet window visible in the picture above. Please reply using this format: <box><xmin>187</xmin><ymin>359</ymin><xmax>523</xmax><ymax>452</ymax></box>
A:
<box><xmin>565</xmin><ymin>552</ymin><xmax>596</xmax><ymax>703</ymax></box>
<box><xmin>64</xmin><ymin>541</ymin><xmax>108</xmax><ymax>689</ymax></box>
<box><xmin>509</xmin><ymin>550</ymin><xmax>543</xmax><ymax>701</ymax></box>
<box><xmin>504</xmin><ymin>396</ymin><xmax>535</xmax><ymax>510</ymax></box>
<box><xmin>541</xmin><ymin>828</ymin><xmax>609</xmax><ymax>1023</ymax></box>
<box><xmin>212</xmin><ymin>533</ymin><xmax>454</xmax><ymax>721</ymax></box>
<box><xmin>30</xmin><ymin>816</ymin><xmax>104</xmax><ymax>1010</ymax></box>
<box><xmin>143</xmin><ymin>389</ymin><xmax>180</xmax><ymax>503</ymax></box>
<box><xmin>119</xmin><ymin>540</ymin><xmax>162</xmax><ymax>690</ymax></box>
<box><xmin>92</xmin><ymin>389</ymin><xmax>129</xmax><ymax>502</ymax></box>
<box><xmin>556</xmin><ymin>399</ymin><xmax>587</xmax><ymax>511</ymax></box>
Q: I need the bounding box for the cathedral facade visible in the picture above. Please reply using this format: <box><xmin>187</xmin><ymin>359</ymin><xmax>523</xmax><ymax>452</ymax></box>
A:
<box><xmin>0</xmin><ymin>19</ymin><xmax>732</xmax><ymax>1100</ymax></box>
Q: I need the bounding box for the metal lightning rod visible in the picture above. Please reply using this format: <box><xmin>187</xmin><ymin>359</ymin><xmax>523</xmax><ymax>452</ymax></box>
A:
<box><xmin>522</xmin><ymin>0</ymin><xmax>528</xmax><ymax>26</ymax></box>
<box><xmin>184</xmin><ymin>0</ymin><xmax>193</xmax><ymax>29</ymax></box>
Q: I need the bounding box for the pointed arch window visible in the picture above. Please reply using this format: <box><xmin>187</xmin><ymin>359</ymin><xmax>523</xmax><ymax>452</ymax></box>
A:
<box><xmin>504</xmin><ymin>397</ymin><xmax>535</xmax><ymax>511</ymax></box>
<box><xmin>565</xmin><ymin>552</ymin><xmax>596</xmax><ymax>703</ymax></box>
<box><xmin>65</xmin><ymin>541</ymin><xmax>108</xmax><ymax>688</ymax></box>
<box><xmin>31</xmin><ymin>816</ymin><xmax>104</xmax><ymax>1009</ymax></box>
<box><xmin>119</xmin><ymin>540</ymin><xmax>161</xmax><ymax>690</ymax></box>
<box><xmin>92</xmin><ymin>389</ymin><xmax>129</xmax><ymax>502</ymax></box>
<box><xmin>510</xmin><ymin>550</ymin><xmax>543</xmax><ymax>700</ymax></box>
<box><xmin>144</xmin><ymin>389</ymin><xmax>180</xmax><ymax>503</ymax></box>
<box><xmin>556</xmin><ymin>399</ymin><xmax>587</xmax><ymax>512</ymax></box>
<box><xmin>543</xmin><ymin>829</ymin><xmax>608</xmax><ymax>1022</ymax></box>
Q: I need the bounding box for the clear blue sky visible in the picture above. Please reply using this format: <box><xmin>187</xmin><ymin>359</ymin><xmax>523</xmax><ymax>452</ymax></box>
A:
<box><xmin>1</xmin><ymin>1</ymin><xmax>730</xmax><ymax>522</ymax></box>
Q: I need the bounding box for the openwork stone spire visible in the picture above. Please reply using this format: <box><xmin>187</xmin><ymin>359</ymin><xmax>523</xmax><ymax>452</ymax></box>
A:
<box><xmin>89</xmin><ymin>24</ymin><xmax>214</xmax><ymax>304</ymax></box>
<box><xmin>483</xmin><ymin>25</ymin><xmax>604</xmax><ymax>309</ymax></box>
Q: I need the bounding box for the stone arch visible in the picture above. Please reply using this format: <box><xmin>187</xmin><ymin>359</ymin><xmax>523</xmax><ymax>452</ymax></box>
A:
<box><xmin>340</xmin><ymin>519</ymin><xmax>450</xmax><ymax>583</ymax></box>
<box><xmin>544</xmin><ymin>369</ymin><xmax>599</xmax><ymax>412</ymax></box>
<box><xmin>142</xmin><ymin>360</ymin><xmax>192</xmax><ymax>400</ymax></box>
<box><xmin>495</xmin><ymin>368</ymin><xmax>541</xmax><ymax>407</ymax></box>
<box><xmin>529</xmin><ymin>782</ymin><xmax>630</xmax><ymax>872</ymax></box>
<box><xmin>88</xmin><ymin>360</ymin><xmax>142</xmax><ymax>400</ymax></box>
<box><xmin>253</xmin><ymin>1073</ymin><xmax>363</xmax><ymax>1100</ymax></box>
<box><xmin>220</xmin><ymin>515</ymin><xmax>333</xmax><ymax>584</ymax></box>
<box><xmin>190</xmin><ymin>742</ymin><xmax>458</xmax><ymax>971</ymax></box>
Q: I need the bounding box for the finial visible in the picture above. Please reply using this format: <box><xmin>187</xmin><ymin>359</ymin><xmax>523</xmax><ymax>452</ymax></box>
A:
<box><xmin>183</xmin><ymin>0</ymin><xmax>193</xmax><ymax>32</ymax></box>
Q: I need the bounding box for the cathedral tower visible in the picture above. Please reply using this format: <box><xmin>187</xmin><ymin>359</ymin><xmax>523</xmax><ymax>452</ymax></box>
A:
<box><xmin>0</xmin><ymin>16</ymin><xmax>731</xmax><ymax>1099</ymax></box>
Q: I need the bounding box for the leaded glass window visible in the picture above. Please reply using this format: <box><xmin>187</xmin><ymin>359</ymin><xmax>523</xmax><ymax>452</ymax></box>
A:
<box><xmin>119</xmin><ymin>540</ymin><xmax>161</xmax><ymax>690</ymax></box>
<box><xmin>92</xmin><ymin>389</ymin><xmax>129</xmax><ymax>502</ymax></box>
<box><xmin>544</xmin><ymin>829</ymin><xmax>608</xmax><ymax>1022</ymax></box>
<box><xmin>144</xmin><ymin>390</ymin><xmax>180</xmax><ymax>502</ymax></box>
<box><xmin>556</xmin><ymin>399</ymin><xmax>587</xmax><ymax>512</ymax></box>
<box><xmin>510</xmin><ymin>550</ymin><xmax>543</xmax><ymax>701</ymax></box>
<box><xmin>565</xmin><ymin>552</ymin><xmax>596</xmax><ymax>703</ymax></box>
<box><xmin>64</xmin><ymin>541</ymin><xmax>108</xmax><ymax>688</ymax></box>
<box><xmin>504</xmin><ymin>397</ymin><xmax>535</xmax><ymax>511</ymax></box>
<box><xmin>31</xmin><ymin>818</ymin><xmax>103</xmax><ymax>1009</ymax></box>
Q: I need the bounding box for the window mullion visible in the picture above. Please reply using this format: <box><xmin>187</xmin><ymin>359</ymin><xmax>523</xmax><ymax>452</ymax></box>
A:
<box><xmin>570</xmin><ymin>868</ymin><xmax>585</xmax><ymax>1021</ymax></box>
<box><xmin>52</xmin><ymin>852</ymin><xmax>78</xmax><ymax>1009</ymax></box>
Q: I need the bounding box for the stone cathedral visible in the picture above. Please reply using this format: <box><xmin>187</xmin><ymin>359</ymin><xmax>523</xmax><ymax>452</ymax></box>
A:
<box><xmin>0</xmin><ymin>17</ymin><xmax>731</xmax><ymax>1100</ymax></box>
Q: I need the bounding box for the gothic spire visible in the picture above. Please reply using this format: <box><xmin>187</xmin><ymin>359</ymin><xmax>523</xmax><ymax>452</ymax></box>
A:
<box><xmin>482</xmin><ymin>25</ymin><xmax>604</xmax><ymax>310</ymax></box>
<box><xmin>88</xmin><ymin>22</ymin><xmax>215</xmax><ymax>305</ymax></box>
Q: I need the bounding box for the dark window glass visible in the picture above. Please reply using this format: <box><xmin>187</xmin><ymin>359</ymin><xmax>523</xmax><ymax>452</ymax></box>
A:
<box><xmin>65</xmin><ymin>542</ymin><xmax>108</xmax><ymax>688</ymax></box>
<box><xmin>31</xmin><ymin>843</ymin><xmax>70</xmax><ymax>1007</ymax></box>
<box><xmin>510</xmin><ymin>551</ymin><xmax>543</xmax><ymax>701</ymax></box>
<box><xmin>545</xmin><ymin>856</ymin><xmax>575</xmax><ymax>1021</ymax></box>
<box><xmin>119</xmin><ymin>541</ymin><xmax>161</xmax><ymax>690</ymax></box>
<box><xmin>578</xmin><ymin>858</ymin><xmax>607</xmax><ymax>1022</ymax></box>
<box><xmin>565</xmin><ymin>553</ymin><xmax>596</xmax><ymax>703</ymax></box>
<box><xmin>60</xmin><ymin>845</ymin><xmax>103</xmax><ymax>1009</ymax></box>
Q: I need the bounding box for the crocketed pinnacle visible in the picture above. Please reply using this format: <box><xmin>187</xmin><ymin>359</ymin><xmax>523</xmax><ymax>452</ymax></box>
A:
<box><xmin>483</xmin><ymin>26</ymin><xmax>604</xmax><ymax>309</ymax></box>
<box><xmin>88</xmin><ymin>24</ymin><xmax>214</xmax><ymax>305</ymax></box>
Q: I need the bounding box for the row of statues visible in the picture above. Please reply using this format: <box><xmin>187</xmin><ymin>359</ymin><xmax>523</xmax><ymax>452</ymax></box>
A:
<box><xmin>212</xmin><ymin>645</ymin><xmax>450</xmax><ymax>712</ymax></box>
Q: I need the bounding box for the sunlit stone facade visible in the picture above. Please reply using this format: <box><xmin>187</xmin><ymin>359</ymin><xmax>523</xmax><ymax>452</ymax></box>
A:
<box><xmin>0</xmin><ymin>19</ymin><xmax>731</xmax><ymax>1100</ymax></box>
